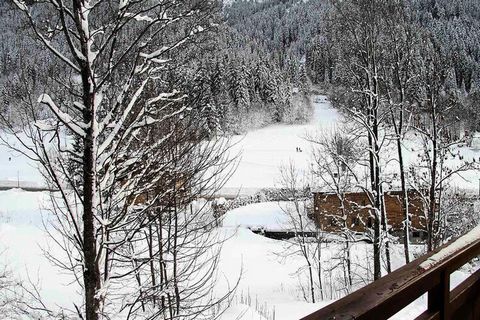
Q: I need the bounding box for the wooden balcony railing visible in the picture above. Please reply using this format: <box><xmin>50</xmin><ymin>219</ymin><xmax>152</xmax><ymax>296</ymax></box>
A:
<box><xmin>302</xmin><ymin>228</ymin><xmax>480</xmax><ymax>320</ymax></box>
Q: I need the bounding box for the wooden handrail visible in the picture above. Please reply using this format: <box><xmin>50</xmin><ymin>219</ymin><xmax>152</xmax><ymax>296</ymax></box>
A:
<box><xmin>301</xmin><ymin>229</ymin><xmax>480</xmax><ymax>320</ymax></box>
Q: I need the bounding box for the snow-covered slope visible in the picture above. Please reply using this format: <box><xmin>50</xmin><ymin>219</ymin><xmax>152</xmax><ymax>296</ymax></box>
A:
<box><xmin>223</xmin><ymin>94</ymin><xmax>480</xmax><ymax>194</ymax></box>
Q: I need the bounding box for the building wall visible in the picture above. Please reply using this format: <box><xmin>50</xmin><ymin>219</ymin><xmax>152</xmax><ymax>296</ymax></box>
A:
<box><xmin>313</xmin><ymin>191</ymin><xmax>425</xmax><ymax>234</ymax></box>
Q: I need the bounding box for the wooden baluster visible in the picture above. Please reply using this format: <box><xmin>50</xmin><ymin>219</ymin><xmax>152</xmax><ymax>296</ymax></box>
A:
<box><xmin>428</xmin><ymin>271</ymin><xmax>450</xmax><ymax>319</ymax></box>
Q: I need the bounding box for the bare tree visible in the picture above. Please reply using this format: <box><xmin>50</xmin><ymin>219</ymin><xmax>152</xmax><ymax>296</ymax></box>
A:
<box><xmin>409</xmin><ymin>31</ymin><xmax>480</xmax><ymax>251</ymax></box>
<box><xmin>441</xmin><ymin>191</ymin><xmax>479</xmax><ymax>241</ymax></box>
<box><xmin>309</xmin><ymin>128</ymin><xmax>364</xmax><ymax>291</ymax></box>
<box><xmin>277</xmin><ymin>162</ymin><xmax>321</xmax><ymax>303</ymax></box>
<box><xmin>0</xmin><ymin>251</ymin><xmax>24</xmax><ymax>319</ymax></box>
<box><xmin>329</xmin><ymin>0</ymin><xmax>392</xmax><ymax>280</ymax></box>
<box><xmin>380</xmin><ymin>0</ymin><xmax>419</xmax><ymax>264</ymax></box>
<box><xmin>1</xmin><ymin>0</ymin><xmax>237</xmax><ymax>319</ymax></box>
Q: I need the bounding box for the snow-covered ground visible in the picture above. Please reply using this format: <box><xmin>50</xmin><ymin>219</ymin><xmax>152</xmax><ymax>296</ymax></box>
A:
<box><xmin>222</xmin><ymin>201</ymin><xmax>316</xmax><ymax>232</ymax></box>
<box><xmin>1</xmin><ymin>94</ymin><xmax>478</xmax><ymax>193</ymax></box>
<box><xmin>223</xmin><ymin>96</ymin><xmax>339</xmax><ymax>191</ymax></box>
<box><xmin>0</xmin><ymin>138</ymin><xmax>43</xmax><ymax>184</ymax></box>
<box><xmin>1</xmin><ymin>95</ymin><xmax>479</xmax><ymax>319</ymax></box>
<box><xmin>2</xmin><ymin>192</ymin><xmax>476</xmax><ymax>319</ymax></box>
<box><xmin>217</xmin><ymin>226</ymin><xmax>330</xmax><ymax>320</ymax></box>
<box><xmin>0</xmin><ymin>190</ymin><xmax>81</xmax><ymax>310</ymax></box>
<box><xmin>0</xmin><ymin>191</ymin><xmax>329</xmax><ymax>319</ymax></box>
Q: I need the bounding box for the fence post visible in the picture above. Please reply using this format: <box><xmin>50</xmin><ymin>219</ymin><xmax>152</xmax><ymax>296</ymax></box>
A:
<box><xmin>428</xmin><ymin>270</ymin><xmax>450</xmax><ymax>319</ymax></box>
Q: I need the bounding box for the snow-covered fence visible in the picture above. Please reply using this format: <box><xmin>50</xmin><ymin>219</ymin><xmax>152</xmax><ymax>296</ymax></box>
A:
<box><xmin>0</xmin><ymin>180</ymin><xmax>55</xmax><ymax>192</ymax></box>
<box><xmin>302</xmin><ymin>226</ymin><xmax>480</xmax><ymax>320</ymax></box>
<box><xmin>210</xmin><ymin>187</ymin><xmax>312</xmax><ymax>222</ymax></box>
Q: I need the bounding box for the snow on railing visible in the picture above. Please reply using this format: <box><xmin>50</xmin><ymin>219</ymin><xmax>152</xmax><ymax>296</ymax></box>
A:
<box><xmin>420</xmin><ymin>225</ymin><xmax>480</xmax><ymax>271</ymax></box>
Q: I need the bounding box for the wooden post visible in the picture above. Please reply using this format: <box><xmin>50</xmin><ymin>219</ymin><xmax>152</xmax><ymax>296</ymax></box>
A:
<box><xmin>427</xmin><ymin>271</ymin><xmax>449</xmax><ymax>319</ymax></box>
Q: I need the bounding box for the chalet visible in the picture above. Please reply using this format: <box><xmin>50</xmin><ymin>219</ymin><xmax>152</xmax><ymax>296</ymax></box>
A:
<box><xmin>312</xmin><ymin>190</ymin><xmax>426</xmax><ymax>239</ymax></box>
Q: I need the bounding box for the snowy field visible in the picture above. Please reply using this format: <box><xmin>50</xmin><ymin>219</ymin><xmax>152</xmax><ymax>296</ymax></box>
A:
<box><xmin>0</xmin><ymin>138</ymin><xmax>43</xmax><ymax>185</ymax></box>
<box><xmin>223</xmin><ymin>95</ymin><xmax>338</xmax><ymax>191</ymax></box>
<box><xmin>1</xmin><ymin>95</ymin><xmax>478</xmax><ymax>193</ymax></box>
<box><xmin>1</xmin><ymin>95</ymin><xmax>479</xmax><ymax>319</ymax></box>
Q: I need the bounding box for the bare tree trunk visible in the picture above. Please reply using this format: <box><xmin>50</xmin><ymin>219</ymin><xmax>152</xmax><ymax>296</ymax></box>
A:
<box><xmin>380</xmin><ymin>191</ymin><xmax>392</xmax><ymax>274</ymax></box>
<box><xmin>428</xmin><ymin>95</ymin><xmax>438</xmax><ymax>252</ymax></box>
<box><xmin>345</xmin><ymin>237</ymin><xmax>352</xmax><ymax>287</ymax></box>
<box><xmin>172</xmin><ymin>199</ymin><xmax>180</xmax><ymax>314</ymax></box>
<box><xmin>156</xmin><ymin>215</ymin><xmax>167</xmax><ymax>312</ymax></box>
<box><xmin>389</xmin><ymin>81</ymin><xmax>411</xmax><ymax>263</ymax></box>
<box><xmin>394</xmin><ymin>117</ymin><xmax>411</xmax><ymax>263</ymax></box>
<box><xmin>147</xmin><ymin>222</ymin><xmax>156</xmax><ymax>307</ymax></box>
<box><xmin>340</xmin><ymin>196</ymin><xmax>352</xmax><ymax>287</ymax></box>
<box><xmin>307</xmin><ymin>260</ymin><xmax>316</xmax><ymax>303</ymax></box>
<box><xmin>368</xmin><ymin>108</ymin><xmax>382</xmax><ymax>280</ymax></box>
<box><xmin>317</xmin><ymin>233</ymin><xmax>324</xmax><ymax>300</ymax></box>
<box><xmin>81</xmin><ymin>51</ymin><xmax>100</xmax><ymax>320</ymax></box>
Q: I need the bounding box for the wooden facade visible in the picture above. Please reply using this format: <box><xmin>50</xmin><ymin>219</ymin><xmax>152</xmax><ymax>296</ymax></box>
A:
<box><xmin>312</xmin><ymin>191</ymin><xmax>425</xmax><ymax>235</ymax></box>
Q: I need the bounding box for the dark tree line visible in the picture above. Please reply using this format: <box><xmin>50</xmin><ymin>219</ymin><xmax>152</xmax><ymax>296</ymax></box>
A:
<box><xmin>0</xmin><ymin>0</ymin><xmax>315</xmax><ymax>136</ymax></box>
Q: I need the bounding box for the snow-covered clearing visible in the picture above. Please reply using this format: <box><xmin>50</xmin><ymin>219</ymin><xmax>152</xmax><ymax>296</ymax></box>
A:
<box><xmin>224</xmin><ymin>96</ymin><xmax>338</xmax><ymax>191</ymax></box>
<box><xmin>0</xmin><ymin>190</ymin><xmax>81</xmax><ymax>309</ymax></box>
<box><xmin>0</xmin><ymin>136</ymin><xmax>43</xmax><ymax>185</ymax></box>
<box><xmin>221</xmin><ymin>95</ymin><xmax>480</xmax><ymax>195</ymax></box>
